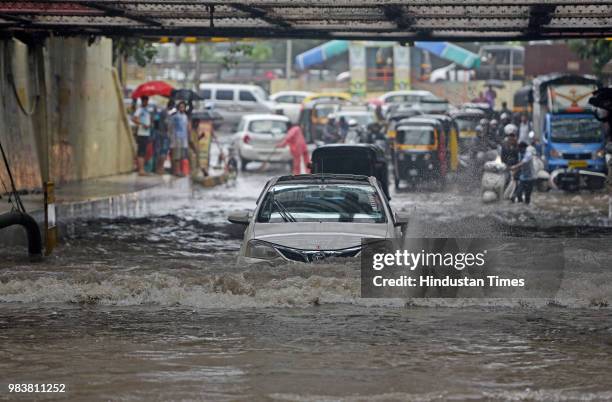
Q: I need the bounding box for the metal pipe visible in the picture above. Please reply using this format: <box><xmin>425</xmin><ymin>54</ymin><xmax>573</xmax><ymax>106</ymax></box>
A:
<box><xmin>0</xmin><ymin>211</ymin><xmax>43</xmax><ymax>261</ymax></box>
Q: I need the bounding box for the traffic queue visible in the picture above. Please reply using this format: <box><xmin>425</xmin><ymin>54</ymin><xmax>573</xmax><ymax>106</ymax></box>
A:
<box><xmin>221</xmin><ymin>76</ymin><xmax>609</xmax><ymax>205</ymax></box>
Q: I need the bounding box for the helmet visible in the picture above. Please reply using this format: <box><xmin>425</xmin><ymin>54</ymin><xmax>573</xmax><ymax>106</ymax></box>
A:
<box><xmin>489</xmin><ymin>119</ymin><xmax>498</xmax><ymax>126</ymax></box>
<box><xmin>479</xmin><ymin>118</ymin><xmax>488</xmax><ymax>126</ymax></box>
<box><xmin>504</xmin><ymin>123</ymin><xmax>518</xmax><ymax>135</ymax></box>
<box><xmin>500</xmin><ymin>112</ymin><xmax>510</xmax><ymax>121</ymax></box>
<box><xmin>475</xmin><ymin>124</ymin><xmax>483</xmax><ymax>133</ymax></box>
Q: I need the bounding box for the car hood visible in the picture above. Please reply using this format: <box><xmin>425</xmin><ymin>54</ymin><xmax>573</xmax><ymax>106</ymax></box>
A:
<box><xmin>253</xmin><ymin>222</ymin><xmax>389</xmax><ymax>250</ymax></box>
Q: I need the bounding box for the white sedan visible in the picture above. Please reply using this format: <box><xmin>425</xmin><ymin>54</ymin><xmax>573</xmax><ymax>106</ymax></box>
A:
<box><xmin>228</xmin><ymin>174</ymin><xmax>409</xmax><ymax>264</ymax></box>
<box><xmin>232</xmin><ymin>114</ymin><xmax>292</xmax><ymax>171</ymax></box>
<box><xmin>269</xmin><ymin>91</ymin><xmax>313</xmax><ymax>123</ymax></box>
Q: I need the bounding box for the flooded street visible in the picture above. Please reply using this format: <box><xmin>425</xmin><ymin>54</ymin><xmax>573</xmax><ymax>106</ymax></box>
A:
<box><xmin>1</xmin><ymin>168</ymin><xmax>612</xmax><ymax>401</ymax></box>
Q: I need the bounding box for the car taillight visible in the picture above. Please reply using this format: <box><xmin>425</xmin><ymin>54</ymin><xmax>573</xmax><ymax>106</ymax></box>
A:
<box><xmin>243</xmin><ymin>134</ymin><xmax>251</xmax><ymax>144</ymax></box>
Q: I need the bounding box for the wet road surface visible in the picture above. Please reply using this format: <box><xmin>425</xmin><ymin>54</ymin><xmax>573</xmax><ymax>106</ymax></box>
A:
<box><xmin>1</xmin><ymin>165</ymin><xmax>611</xmax><ymax>401</ymax></box>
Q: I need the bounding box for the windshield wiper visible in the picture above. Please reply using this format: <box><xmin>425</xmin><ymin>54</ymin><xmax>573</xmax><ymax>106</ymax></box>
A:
<box><xmin>273</xmin><ymin>199</ymin><xmax>296</xmax><ymax>223</ymax></box>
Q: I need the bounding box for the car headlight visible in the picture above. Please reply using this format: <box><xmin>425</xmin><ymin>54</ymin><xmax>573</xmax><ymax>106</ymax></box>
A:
<box><xmin>550</xmin><ymin>148</ymin><xmax>561</xmax><ymax>158</ymax></box>
<box><xmin>423</xmin><ymin>153</ymin><xmax>431</xmax><ymax>160</ymax></box>
<box><xmin>245</xmin><ymin>240</ymin><xmax>280</xmax><ymax>260</ymax></box>
<box><xmin>593</xmin><ymin>149</ymin><xmax>605</xmax><ymax>159</ymax></box>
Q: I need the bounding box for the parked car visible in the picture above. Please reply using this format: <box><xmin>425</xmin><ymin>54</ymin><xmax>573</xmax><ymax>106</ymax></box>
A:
<box><xmin>269</xmin><ymin>91</ymin><xmax>313</xmax><ymax>123</ymax></box>
<box><xmin>198</xmin><ymin>83</ymin><xmax>274</xmax><ymax>131</ymax></box>
<box><xmin>311</xmin><ymin>144</ymin><xmax>390</xmax><ymax>199</ymax></box>
<box><xmin>232</xmin><ymin>114</ymin><xmax>292</xmax><ymax>171</ymax></box>
<box><xmin>228</xmin><ymin>174</ymin><xmax>409</xmax><ymax>264</ymax></box>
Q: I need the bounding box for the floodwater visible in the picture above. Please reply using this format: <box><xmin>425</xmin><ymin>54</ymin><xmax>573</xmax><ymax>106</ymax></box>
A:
<box><xmin>1</xmin><ymin>166</ymin><xmax>612</xmax><ymax>401</ymax></box>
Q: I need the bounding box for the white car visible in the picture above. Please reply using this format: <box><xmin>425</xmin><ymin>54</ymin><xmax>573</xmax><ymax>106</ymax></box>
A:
<box><xmin>430</xmin><ymin>63</ymin><xmax>475</xmax><ymax>83</ymax></box>
<box><xmin>379</xmin><ymin>90</ymin><xmax>436</xmax><ymax>115</ymax></box>
<box><xmin>199</xmin><ymin>83</ymin><xmax>275</xmax><ymax>130</ymax></box>
<box><xmin>269</xmin><ymin>91</ymin><xmax>313</xmax><ymax>123</ymax></box>
<box><xmin>228</xmin><ymin>174</ymin><xmax>409</xmax><ymax>264</ymax></box>
<box><xmin>233</xmin><ymin>114</ymin><xmax>292</xmax><ymax>171</ymax></box>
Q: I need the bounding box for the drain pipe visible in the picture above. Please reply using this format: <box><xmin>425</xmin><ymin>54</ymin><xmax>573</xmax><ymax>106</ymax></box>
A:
<box><xmin>0</xmin><ymin>211</ymin><xmax>42</xmax><ymax>261</ymax></box>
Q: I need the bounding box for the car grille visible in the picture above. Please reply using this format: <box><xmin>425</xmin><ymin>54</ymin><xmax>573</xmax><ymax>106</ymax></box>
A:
<box><xmin>276</xmin><ymin>245</ymin><xmax>361</xmax><ymax>263</ymax></box>
<box><xmin>562</xmin><ymin>152</ymin><xmax>591</xmax><ymax>160</ymax></box>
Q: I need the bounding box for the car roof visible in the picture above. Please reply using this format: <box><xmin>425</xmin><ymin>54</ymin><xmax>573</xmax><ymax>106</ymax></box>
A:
<box><xmin>271</xmin><ymin>91</ymin><xmax>313</xmax><ymax>98</ymax></box>
<box><xmin>336</xmin><ymin>110</ymin><xmax>372</xmax><ymax>115</ymax></box>
<box><xmin>200</xmin><ymin>83</ymin><xmax>263</xmax><ymax>90</ymax></box>
<box><xmin>303</xmin><ymin>92</ymin><xmax>352</xmax><ymax>103</ymax></box>
<box><xmin>451</xmin><ymin>108</ymin><xmax>485</xmax><ymax>117</ymax></box>
<box><xmin>397</xmin><ymin>117</ymin><xmax>442</xmax><ymax>127</ymax></box>
<box><xmin>272</xmin><ymin>173</ymin><xmax>374</xmax><ymax>186</ymax></box>
<box><xmin>381</xmin><ymin>90</ymin><xmax>434</xmax><ymax>99</ymax></box>
<box><xmin>241</xmin><ymin>114</ymin><xmax>290</xmax><ymax>121</ymax></box>
<box><xmin>314</xmin><ymin>143</ymin><xmax>381</xmax><ymax>152</ymax></box>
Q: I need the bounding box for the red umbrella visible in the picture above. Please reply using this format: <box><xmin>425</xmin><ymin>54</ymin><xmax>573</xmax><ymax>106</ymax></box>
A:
<box><xmin>131</xmin><ymin>81</ymin><xmax>174</xmax><ymax>99</ymax></box>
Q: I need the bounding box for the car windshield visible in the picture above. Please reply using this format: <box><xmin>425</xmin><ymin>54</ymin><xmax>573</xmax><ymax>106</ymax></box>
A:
<box><xmin>398</xmin><ymin>128</ymin><xmax>435</xmax><ymax>145</ymax></box>
<box><xmin>257</xmin><ymin>184</ymin><xmax>386</xmax><ymax>223</ymax></box>
<box><xmin>551</xmin><ymin>117</ymin><xmax>603</xmax><ymax>143</ymax></box>
<box><xmin>249</xmin><ymin>120</ymin><xmax>288</xmax><ymax>134</ymax></box>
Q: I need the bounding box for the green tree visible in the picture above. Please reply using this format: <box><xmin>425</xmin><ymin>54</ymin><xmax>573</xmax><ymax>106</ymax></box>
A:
<box><xmin>112</xmin><ymin>38</ymin><xmax>157</xmax><ymax>67</ymax></box>
<box><xmin>568</xmin><ymin>39</ymin><xmax>612</xmax><ymax>78</ymax></box>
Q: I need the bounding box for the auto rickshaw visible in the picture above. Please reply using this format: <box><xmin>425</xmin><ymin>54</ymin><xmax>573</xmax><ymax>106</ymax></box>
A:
<box><xmin>420</xmin><ymin>114</ymin><xmax>460</xmax><ymax>174</ymax></box>
<box><xmin>450</xmin><ymin>108</ymin><xmax>486</xmax><ymax>154</ymax></box>
<box><xmin>385</xmin><ymin>104</ymin><xmax>422</xmax><ymax>144</ymax></box>
<box><xmin>392</xmin><ymin>117</ymin><xmax>448</xmax><ymax>189</ymax></box>
<box><xmin>298</xmin><ymin>99</ymin><xmax>349</xmax><ymax>143</ymax></box>
<box><xmin>513</xmin><ymin>84</ymin><xmax>533</xmax><ymax>115</ymax></box>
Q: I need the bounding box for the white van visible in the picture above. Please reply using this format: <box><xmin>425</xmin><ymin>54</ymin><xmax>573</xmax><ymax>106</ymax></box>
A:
<box><xmin>198</xmin><ymin>84</ymin><xmax>275</xmax><ymax>130</ymax></box>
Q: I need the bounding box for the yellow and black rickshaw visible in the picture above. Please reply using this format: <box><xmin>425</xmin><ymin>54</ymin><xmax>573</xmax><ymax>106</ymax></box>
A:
<box><xmin>391</xmin><ymin>116</ymin><xmax>449</xmax><ymax>189</ymax></box>
<box><xmin>513</xmin><ymin>84</ymin><xmax>533</xmax><ymax>115</ymax></box>
<box><xmin>384</xmin><ymin>105</ymin><xmax>422</xmax><ymax>147</ymax></box>
<box><xmin>420</xmin><ymin>114</ymin><xmax>460</xmax><ymax>174</ymax></box>
<box><xmin>449</xmin><ymin>108</ymin><xmax>486</xmax><ymax>154</ymax></box>
<box><xmin>298</xmin><ymin>99</ymin><xmax>349</xmax><ymax>143</ymax></box>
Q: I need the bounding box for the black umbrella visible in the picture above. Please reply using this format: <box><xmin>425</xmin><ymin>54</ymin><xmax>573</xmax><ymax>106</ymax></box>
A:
<box><xmin>171</xmin><ymin>89</ymin><xmax>203</xmax><ymax>102</ymax></box>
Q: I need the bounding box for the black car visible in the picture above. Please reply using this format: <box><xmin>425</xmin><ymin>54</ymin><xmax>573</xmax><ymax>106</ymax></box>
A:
<box><xmin>310</xmin><ymin>144</ymin><xmax>390</xmax><ymax>199</ymax></box>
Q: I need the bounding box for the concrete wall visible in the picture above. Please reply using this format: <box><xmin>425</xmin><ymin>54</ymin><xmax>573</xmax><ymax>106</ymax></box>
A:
<box><xmin>0</xmin><ymin>37</ymin><xmax>134</xmax><ymax>192</ymax></box>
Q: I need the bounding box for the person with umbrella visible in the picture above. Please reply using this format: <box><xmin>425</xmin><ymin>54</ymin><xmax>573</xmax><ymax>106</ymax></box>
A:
<box><xmin>132</xmin><ymin>96</ymin><xmax>152</xmax><ymax>176</ymax></box>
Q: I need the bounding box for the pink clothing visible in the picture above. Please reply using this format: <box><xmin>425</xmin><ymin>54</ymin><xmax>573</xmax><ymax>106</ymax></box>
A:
<box><xmin>279</xmin><ymin>126</ymin><xmax>308</xmax><ymax>155</ymax></box>
<box><xmin>278</xmin><ymin>126</ymin><xmax>310</xmax><ymax>175</ymax></box>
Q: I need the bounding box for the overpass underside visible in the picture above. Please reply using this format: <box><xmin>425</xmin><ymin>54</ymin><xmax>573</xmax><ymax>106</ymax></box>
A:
<box><xmin>0</xmin><ymin>1</ymin><xmax>611</xmax><ymax>42</ymax></box>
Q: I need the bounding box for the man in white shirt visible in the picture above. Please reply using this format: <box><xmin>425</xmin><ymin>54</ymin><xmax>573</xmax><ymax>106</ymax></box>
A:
<box><xmin>132</xmin><ymin>96</ymin><xmax>151</xmax><ymax>176</ymax></box>
<box><xmin>518</xmin><ymin>113</ymin><xmax>532</xmax><ymax>145</ymax></box>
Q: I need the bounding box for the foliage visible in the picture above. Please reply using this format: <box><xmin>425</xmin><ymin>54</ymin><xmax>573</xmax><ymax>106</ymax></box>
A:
<box><xmin>568</xmin><ymin>39</ymin><xmax>612</xmax><ymax>77</ymax></box>
<box><xmin>220</xmin><ymin>42</ymin><xmax>274</xmax><ymax>69</ymax></box>
<box><xmin>112</xmin><ymin>38</ymin><xmax>157</xmax><ymax>67</ymax></box>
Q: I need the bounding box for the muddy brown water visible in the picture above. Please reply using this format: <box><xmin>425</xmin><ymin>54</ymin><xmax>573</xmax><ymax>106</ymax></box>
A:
<box><xmin>1</xmin><ymin>170</ymin><xmax>611</xmax><ymax>401</ymax></box>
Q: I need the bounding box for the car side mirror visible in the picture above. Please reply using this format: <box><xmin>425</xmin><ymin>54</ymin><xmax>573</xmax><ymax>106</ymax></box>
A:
<box><xmin>394</xmin><ymin>212</ymin><xmax>410</xmax><ymax>229</ymax></box>
<box><xmin>228</xmin><ymin>210</ymin><xmax>251</xmax><ymax>225</ymax></box>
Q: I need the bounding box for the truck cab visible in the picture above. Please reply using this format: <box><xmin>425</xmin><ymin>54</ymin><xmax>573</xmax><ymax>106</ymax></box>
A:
<box><xmin>544</xmin><ymin>113</ymin><xmax>606</xmax><ymax>173</ymax></box>
<box><xmin>532</xmin><ymin>74</ymin><xmax>607</xmax><ymax>190</ymax></box>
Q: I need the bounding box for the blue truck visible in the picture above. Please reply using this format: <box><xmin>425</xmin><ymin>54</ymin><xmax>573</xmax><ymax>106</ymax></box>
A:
<box><xmin>532</xmin><ymin>74</ymin><xmax>607</xmax><ymax>191</ymax></box>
